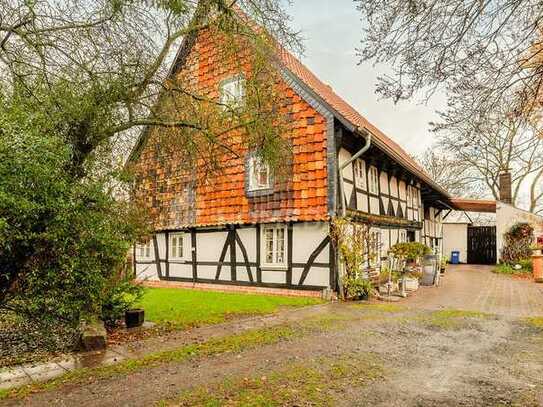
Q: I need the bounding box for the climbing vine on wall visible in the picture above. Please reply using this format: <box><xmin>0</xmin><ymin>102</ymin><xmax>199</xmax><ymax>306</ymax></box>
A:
<box><xmin>331</xmin><ymin>218</ymin><xmax>377</xmax><ymax>299</ymax></box>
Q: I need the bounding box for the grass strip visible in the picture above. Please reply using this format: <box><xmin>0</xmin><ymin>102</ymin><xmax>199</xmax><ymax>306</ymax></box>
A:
<box><xmin>423</xmin><ymin>309</ymin><xmax>491</xmax><ymax>329</ymax></box>
<box><xmin>161</xmin><ymin>354</ymin><xmax>385</xmax><ymax>406</ymax></box>
<box><xmin>0</xmin><ymin>325</ymin><xmax>297</xmax><ymax>400</ymax></box>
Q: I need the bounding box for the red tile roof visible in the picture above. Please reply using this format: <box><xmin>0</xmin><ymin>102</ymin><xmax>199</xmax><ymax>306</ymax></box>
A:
<box><xmin>278</xmin><ymin>49</ymin><xmax>451</xmax><ymax>198</ymax></box>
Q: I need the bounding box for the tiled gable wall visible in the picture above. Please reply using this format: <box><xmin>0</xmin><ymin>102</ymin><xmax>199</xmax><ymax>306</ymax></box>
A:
<box><xmin>133</xmin><ymin>29</ymin><xmax>329</xmax><ymax>229</ymax></box>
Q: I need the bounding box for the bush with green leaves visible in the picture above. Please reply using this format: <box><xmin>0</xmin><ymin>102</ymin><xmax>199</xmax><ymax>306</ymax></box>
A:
<box><xmin>343</xmin><ymin>275</ymin><xmax>373</xmax><ymax>299</ymax></box>
<box><xmin>101</xmin><ymin>275</ymin><xmax>146</xmax><ymax>328</ymax></box>
<box><xmin>0</xmin><ymin>90</ymin><xmax>147</xmax><ymax>327</ymax></box>
<box><xmin>389</xmin><ymin>242</ymin><xmax>431</xmax><ymax>263</ymax></box>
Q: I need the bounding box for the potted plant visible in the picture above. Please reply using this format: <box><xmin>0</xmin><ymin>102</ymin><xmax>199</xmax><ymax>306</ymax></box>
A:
<box><xmin>344</xmin><ymin>275</ymin><xmax>373</xmax><ymax>300</ymax></box>
<box><xmin>440</xmin><ymin>258</ymin><xmax>448</xmax><ymax>274</ymax></box>
<box><xmin>403</xmin><ymin>270</ymin><xmax>422</xmax><ymax>291</ymax></box>
<box><xmin>379</xmin><ymin>266</ymin><xmax>400</xmax><ymax>294</ymax></box>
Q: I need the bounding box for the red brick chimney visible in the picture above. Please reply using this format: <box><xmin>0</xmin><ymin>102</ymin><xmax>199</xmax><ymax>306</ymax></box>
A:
<box><xmin>499</xmin><ymin>171</ymin><xmax>512</xmax><ymax>205</ymax></box>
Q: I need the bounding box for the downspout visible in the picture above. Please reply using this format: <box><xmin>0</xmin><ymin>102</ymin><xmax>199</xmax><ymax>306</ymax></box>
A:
<box><xmin>338</xmin><ymin>131</ymin><xmax>372</xmax><ymax>217</ymax></box>
<box><xmin>335</xmin><ymin>130</ymin><xmax>372</xmax><ymax>300</ymax></box>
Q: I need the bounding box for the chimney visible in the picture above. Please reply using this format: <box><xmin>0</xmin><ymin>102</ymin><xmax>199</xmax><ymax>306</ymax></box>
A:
<box><xmin>499</xmin><ymin>171</ymin><xmax>512</xmax><ymax>205</ymax></box>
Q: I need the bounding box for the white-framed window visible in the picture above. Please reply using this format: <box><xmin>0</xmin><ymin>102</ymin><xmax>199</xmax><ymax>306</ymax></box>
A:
<box><xmin>137</xmin><ymin>240</ymin><xmax>152</xmax><ymax>259</ymax></box>
<box><xmin>368</xmin><ymin>166</ymin><xmax>379</xmax><ymax>195</ymax></box>
<box><xmin>219</xmin><ymin>75</ymin><xmax>245</xmax><ymax>107</ymax></box>
<box><xmin>399</xmin><ymin>230</ymin><xmax>407</xmax><ymax>243</ymax></box>
<box><xmin>354</xmin><ymin>159</ymin><xmax>366</xmax><ymax>189</ymax></box>
<box><xmin>406</xmin><ymin>185</ymin><xmax>418</xmax><ymax>209</ymax></box>
<box><xmin>369</xmin><ymin>230</ymin><xmax>382</xmax><ymax>267</ymax></box>
<box><xmin>169</xmin><ymin>233</ymin><xmax>187</xmax><ymax>260</ymax></box>
<box><xmin>261</xmin><ymin>224</ymin><xmax>287</xmax><ymax>269</ymax></box>
<box><xmin>248</xmin><ymin>155</ymin><xmax>271</xmax><ymax>191</ymax></box>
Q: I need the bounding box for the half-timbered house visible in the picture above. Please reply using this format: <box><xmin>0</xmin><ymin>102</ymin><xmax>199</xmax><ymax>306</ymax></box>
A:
<box><xmin>129</xmin><ymin>25</ymin><xmax>457</xmax><ymax>295</ymax></box>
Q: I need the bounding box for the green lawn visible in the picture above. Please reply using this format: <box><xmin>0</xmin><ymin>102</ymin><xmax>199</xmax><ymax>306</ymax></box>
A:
<box><xmin>137</xmin><ymin>288</ymin><xmax>323</xmax><ymax>328</ymax></box>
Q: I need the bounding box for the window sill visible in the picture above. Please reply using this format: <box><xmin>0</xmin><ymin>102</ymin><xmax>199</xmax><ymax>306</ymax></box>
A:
<box><xmin>260</xmin><ymin>265</ymin><xmax>288</xmax><ymax>271</ymax></box>
<box><xmin>246</xmin><ymin>187</ymin><xmax>275</xmax><ymax>198</ymax></box>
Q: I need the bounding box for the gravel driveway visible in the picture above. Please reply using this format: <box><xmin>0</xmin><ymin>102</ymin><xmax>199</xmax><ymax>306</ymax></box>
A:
<box><xmin>2</xmin><ymin>267</ymin><xmax>543</xmax><ymax>406</ymax></box>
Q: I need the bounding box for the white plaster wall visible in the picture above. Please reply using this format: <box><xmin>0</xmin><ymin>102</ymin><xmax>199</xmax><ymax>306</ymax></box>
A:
<box><xmin>338</xmin><ymin>148</ymin><xmax>354</xmax><ymax>181</ymax></box>
<box><xmin>389</xmin><ymin>176</ymin><xmax>398</xmax><ymax>198</ymax></box>
<box><xmin>380</xmin><ymin>171</ymin><xmax>389</xmax><ymax>193</ymax></box>
<box><xmin>382</xmin><ymin>196</ymin><xmax>389</xmax><ymax>214</ymax></box>
<box><xmin>496</xmin><ymin>202</ymin><xmax>543</xmax><ymax>261</ymax></box>
<box><xmin>356</xmin><ymin>192</ymin><xmax>368</xmax><ymax>212</ymax></box>
<box><xmin>400</xmin><ymin>202</ymin><xmax>407</xmax><ymax>219</ymax></box>
<box><xmin>236</xmin><ymin>228</ymin><xmax>257</xmax><ymax>262</ymax></box>
<box><xmin>198</xmin><ymin>265</ymin><xmax>217</xmax><ymax>280</ymax></box>
<box><xmin>398</xmin><ymin>180</ymin><xmax>406</xmax><ymax>201</ymax></box>
<box><xmin>390</xmin><ymin>229</ymin><xmax>399</xmax><ymax>245</ymax></box>
<box><xmin>292</xmin><ymin>222</ymin><xmax>329</xmax><ymax>264</ymax></box>
<box><xmin>197</xmin><ymin>231</ymin><xmax>228</xmax><ymax>261</ymax></box>
<box><xmin>261</xmin><ymin>270</ymin><xmax>287</xmax><ymax>284</ymax></box>
<box><xmin>442</xmin><ymin>223</ymin><xmax>468</xmax><ymax>263</ymax></box>
<box><xmin>369</xmin><ymin>196</ymin><xmax>379</xmax><ymax>214</ymax></box>
<box><xmin>169</xmin><ymin>263</ymin><xmax>193</xmax><ymax>279</ymax></box>
<box><xmin>381</xmin><ymin>228</ymin><xmax>391</xmax><ymax>254</ymax></box>
<box><xmin>135</xmin><ymin>263</ymin><xmax>159</xmax><ymax>281</ymax></box>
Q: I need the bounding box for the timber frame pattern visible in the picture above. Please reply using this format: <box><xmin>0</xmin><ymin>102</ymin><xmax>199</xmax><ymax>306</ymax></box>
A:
<box><xmin>130</xmin><ymin>19</ymin><xmax>458</xmax><ymax>292</ymax></box>
<box><xmin>134</xmin><ymin>224</ymin><xmax>335</xmax><ymax>291</ymax></box>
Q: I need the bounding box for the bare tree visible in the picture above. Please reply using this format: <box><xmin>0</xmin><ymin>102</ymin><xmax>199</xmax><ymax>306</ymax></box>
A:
<box><xmin>0</xmin><ymin>0</ymin><xmax>300</xmax><ymax>176</ymax></box>
<box><xmin>356</xmin><ymin>0</ymin><xmax>543</xmax><ymax>124</ymax></box>
<box><xmin>431</xmin><ymin>91</ymin><xmax>543</xmax><ymax>212</ymax></box>
<box><xmin>416</xmin><ymin>148</ymin><xmax>478</xmax><ymax>198</ymax></box>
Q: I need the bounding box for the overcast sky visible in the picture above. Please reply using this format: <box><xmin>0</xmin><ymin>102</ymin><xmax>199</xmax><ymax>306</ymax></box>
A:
<box><xmin>285</xmin><ymin>0</ymin><xmax>445</xmax><ymax>156</ymax></box>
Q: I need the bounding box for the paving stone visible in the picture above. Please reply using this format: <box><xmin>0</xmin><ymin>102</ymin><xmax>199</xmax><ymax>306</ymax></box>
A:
<box><xmin>406</xmin><ymin>265</ymin><xmax>543</xmax><ymax>317</ymax></box>
<box><xmin>22</xmin><ymin>361</ymin><xmax>67</xmax><ymax>382</ymax></box>
<box><xmin>73</xmin><ymin>350</ymin><xmax>126</xmax><ymax>369</ymax></box>
<box><xmin>54</xmin><ymin>357</ymin><xmax>78</xmax><ymax>371</ymax></box>
<box><xmin>0</xmin><ymin>367</ymin><xmax>31</xmax><ymax>390</ymax></box>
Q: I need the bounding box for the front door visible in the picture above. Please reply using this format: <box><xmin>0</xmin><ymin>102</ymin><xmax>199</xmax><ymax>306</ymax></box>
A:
<box><xmin>467</xmin><ymin>226</ymin><xmax>496</xmax><ymax>264</ymax></box>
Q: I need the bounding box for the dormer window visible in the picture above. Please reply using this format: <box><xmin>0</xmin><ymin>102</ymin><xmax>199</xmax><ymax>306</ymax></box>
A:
<box><xmin>248</xmin><ymin>155</ymin><xmax>271</xmax><ymax>191</ymax></box>
<box><xmin>219</xmin><ymin>75</ymin><xmax>245</xmax><ymax>107</ymax></box>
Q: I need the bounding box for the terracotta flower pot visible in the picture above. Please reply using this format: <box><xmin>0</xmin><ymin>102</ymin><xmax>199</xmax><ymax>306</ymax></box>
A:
<box><xmin>532</xmin><ymin>255</ymin><xmax>543</xmax><ymax>283</ymax></box>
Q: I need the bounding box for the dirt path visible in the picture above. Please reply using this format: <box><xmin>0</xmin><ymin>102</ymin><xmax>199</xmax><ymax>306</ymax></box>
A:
<box><xmin>2</xmin><ymin>301</ymin><xmax>543</xmax><ymax>407</ymax></box>
<box><xmin>3</xmin><ymin>268</ymin><xmax>543</xmax><ymax>406</ymax></box>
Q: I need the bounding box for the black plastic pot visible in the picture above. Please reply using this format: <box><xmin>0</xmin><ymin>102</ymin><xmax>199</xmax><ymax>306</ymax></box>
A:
<box><xmin>125</xmin><ymin>309</ymin><xmax>145</xmax><ymax>328</ymax></box>
<box><xmin>359</xmin><ymin>292</ymin><xmax>369</xmax><ymax>301</ymax></box>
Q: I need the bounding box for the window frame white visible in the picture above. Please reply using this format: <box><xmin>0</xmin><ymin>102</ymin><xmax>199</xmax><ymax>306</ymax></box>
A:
<box><xmin>169</xmin><ymin>232</ymin><xmax>188</xmax><ymax>261</ymax></box>
<box><xmin>368</xmin><ymin>165</ymin><xmax>379</xmax><ymax>195</ymax></box>
<box><xmin>136</xmin><ymin>240</ymin><xmax>152</xmax><ymax>259</ymax></box>
<box><xmin>248</xmin><ymin>155</ymin><xmax>271</xmax><ymax>192</ymax></box>
<box><xmin>260</xmin><ymin>224</ymin><xmax>288</xmax><ymax>270</ymax></box>
<box><xmin>399</xmin><ymin>230</ymin><xmax>407</xmax><ymax>243</ymax></box>
<box><xmin>219</xmin><ymin>74</ymin><xmax>246</xmax><ymax>108</ymax></box>
<box><xmin>369</xmin><ymin>229</ymin><xmax>382</xmax><ymax>267</ymax></box>
<box><xmin>354</xmin><ymin>159</ymin><xmax>367</xmax><ymax>189</ymax></box>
